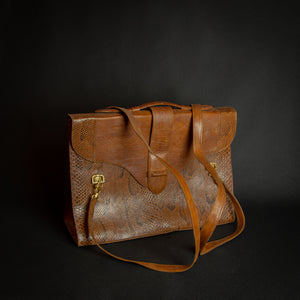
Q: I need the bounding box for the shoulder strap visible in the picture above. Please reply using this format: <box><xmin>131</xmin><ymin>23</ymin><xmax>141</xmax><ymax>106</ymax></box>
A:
<box><xmin>87</xmin><ymin>105</ymin><xmax>245</xmax><ymax>272</ymax></box>
<box><xmin>191</xmin><ymin>104</ymin><xmax>245</xmax><ymax>254</ymax></box>
<box><xmin>88</xmin><ymin>106</ymin><xmax>201</xmax><ymax>272</ymax></box>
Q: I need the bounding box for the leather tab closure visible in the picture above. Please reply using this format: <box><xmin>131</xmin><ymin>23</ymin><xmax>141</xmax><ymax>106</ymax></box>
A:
<box><xmin>148</xmin><ymin>106</ymin><xmax>174</xmax><ymax>194</ymax></box>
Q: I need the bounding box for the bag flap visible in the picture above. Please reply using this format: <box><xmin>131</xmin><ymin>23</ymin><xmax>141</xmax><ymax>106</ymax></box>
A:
<box><xmin>68</xmin><ymin>107</ymin><xmax>236</xmax><ymax>187</ymax></box>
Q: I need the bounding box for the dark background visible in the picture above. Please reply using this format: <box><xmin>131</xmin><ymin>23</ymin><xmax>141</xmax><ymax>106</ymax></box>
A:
<box><xmin>2</xmin><ymin>1</ymin><xmax>300</xmax><ymax>299</ymax></box>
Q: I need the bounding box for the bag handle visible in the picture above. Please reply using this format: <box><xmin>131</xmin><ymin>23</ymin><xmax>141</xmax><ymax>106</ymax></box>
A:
<box><xmin>88</xmin><ymin>105</ymin><xmax>245</xmax><ymax>272</ymax></box>
<box><xmin>94</xmin><ymin>101</ymin><xmax>212</xmax><ymax>113</ymax></box>
<box><xmin>128</xmin><ymin>101</ymin><xmax>191</xmax><ymax>111</ymax></box>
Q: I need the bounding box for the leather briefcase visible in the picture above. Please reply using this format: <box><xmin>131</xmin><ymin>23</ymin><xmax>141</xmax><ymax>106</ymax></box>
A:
<box><xmin>64</xmin><ymin>101</ymin><xmax>245</xmax><ymax>272</ymax></box>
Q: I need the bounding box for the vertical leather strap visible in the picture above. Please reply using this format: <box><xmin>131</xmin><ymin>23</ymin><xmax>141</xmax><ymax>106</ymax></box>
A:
<box><xmin>191</xmin><ymin>104</ymin><xmax>245</xmax><ymax>254</ymax></box>
<box><xmin>148</xmin><ymin>106</ymin><xmax>174</xmax><ymax>194</ymax></box>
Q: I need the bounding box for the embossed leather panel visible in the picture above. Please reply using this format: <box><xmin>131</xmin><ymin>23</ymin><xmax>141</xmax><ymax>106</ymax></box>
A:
<box><xmin>69</xmin><ymin>107</ymin><xmax>236</xmax><ymax>188</ymax></box>
<box><xmin>66</xmin><ymin>144</ymin><xmax>234</xmax><ymax>246</ymax></box>
<box><xmin>65</xmin><ymin>104</ymin><xmax>237</xmax><ymax>247</ymax></box>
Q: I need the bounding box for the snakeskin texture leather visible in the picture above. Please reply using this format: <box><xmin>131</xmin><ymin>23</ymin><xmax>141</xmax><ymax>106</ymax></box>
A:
<box><xmin>64</xmin><ymin>103</ymin><xmax>238</xmax><ymax>247</ymax></box>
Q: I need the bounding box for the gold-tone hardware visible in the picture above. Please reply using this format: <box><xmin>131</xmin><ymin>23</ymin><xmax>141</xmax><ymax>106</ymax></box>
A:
<box><xmin>92</xmin><ymin>174</ymin><xmax>105</xmax><ymax>184</ymax></box>
<box><xmin>209</xmin><ymin>162</ymin><xmax>217</xmax><ymax>177</ymax></box>
<box><xmin>210</xmin><ymin>162</ymin><xmax>217</xmax><ymax>170</ymax></box>
<box><xmin>91</xmin><ymin>174</ymin><xmax>105</xmax><ymax>201</ymax></box>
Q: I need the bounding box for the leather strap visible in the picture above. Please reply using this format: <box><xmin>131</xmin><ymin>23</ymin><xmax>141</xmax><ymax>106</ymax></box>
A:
<box><xmin>148</xmin><ymin>106</ymin><xmax>174</xmax><ymax>194</ymax></box>
<box><xmin>191</xmin><ymin>104</ymin><xmax>245</xmax><ymax>254</ymax></box>
<box><xmin>88</xmin><ymin>106</ymin><xmax>201</xmax><ymax>273</ymax></box>
<box><xmin>129</xmin><ymin>101</ymin><xmax>191</xmax><ymax>111</ymax></box>
<box><xmin>94</xmin><ymin>101</ymin><xmax>212</xmax><ymax>113</ymax></box>
<box><xmin>87</xmin><ymin>104</ymin><xmax>245</xmax><ymax>272</ymax></box>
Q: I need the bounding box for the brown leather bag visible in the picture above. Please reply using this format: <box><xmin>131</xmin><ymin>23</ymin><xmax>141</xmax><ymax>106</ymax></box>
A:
<box><xmin>64</xmin><ymin>101</ymin><xmax>245</xmax><ymax>272</ymax></box>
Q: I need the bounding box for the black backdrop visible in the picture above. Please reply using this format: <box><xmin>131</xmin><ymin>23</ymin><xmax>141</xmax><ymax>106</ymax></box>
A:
<box><xmin>3</xmin><ymin>1</ymin><xmax>300</xmax><ymax>299</ymax></box>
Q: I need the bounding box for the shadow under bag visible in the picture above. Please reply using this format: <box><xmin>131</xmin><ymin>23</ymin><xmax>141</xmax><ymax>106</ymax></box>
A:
<box><xmin>64</xmin><ymin>101</ymin><xmax>245</xmax><ymax>272</ymax></box>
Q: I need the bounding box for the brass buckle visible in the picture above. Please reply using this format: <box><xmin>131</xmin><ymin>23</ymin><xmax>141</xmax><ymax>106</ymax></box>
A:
<box><xmin>92</xmin><ymin>174</ymin><xmax>105</xmax><ymax>185</ymax></box>
<box><xmin>209</xmin><ymin>162</ymin><xmax>217</xmax><ymax>176</ymax></box>
<box><xmin>210</xmin><ymin>162</ymin><xmax>217</xmax><ymax>170</ymax></box>
<box><xmin>91</xmin><ymin>174</ymin><xmax>105</xmax><ymax>201</ymax></box>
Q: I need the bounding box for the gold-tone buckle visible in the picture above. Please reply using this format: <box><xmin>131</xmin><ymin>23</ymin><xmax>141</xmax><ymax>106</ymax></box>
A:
<box><xmin>92</xmin><ymin>174</ymin><xmax>105</xmax><ymax>185</ymax></box>
<box><xmin>91</xmin><ymin>174</ymin><xmax>105</xmax><ymax>201</ymax></box>
<box><xmin>208</xmin><ymin>162</ymin><xmax>217</xmax><ymax>177</ymax></box>
<box><xmin>210</xmin><ymin>162</ymin><xmax>217</xmax><ymax>170</ymax></box>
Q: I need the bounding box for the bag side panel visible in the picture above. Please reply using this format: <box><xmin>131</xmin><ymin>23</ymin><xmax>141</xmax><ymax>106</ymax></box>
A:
<box><xmin>64</xmin><ymin>117</ymin><xmax>79</xmax><ymax>245</ymax></box>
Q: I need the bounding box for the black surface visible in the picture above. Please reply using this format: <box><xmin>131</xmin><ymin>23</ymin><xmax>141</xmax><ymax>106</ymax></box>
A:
<box><xmin>2</xmin><ymin>1</ymin><xmax>300</xmax><ymax>299</ymax></box>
